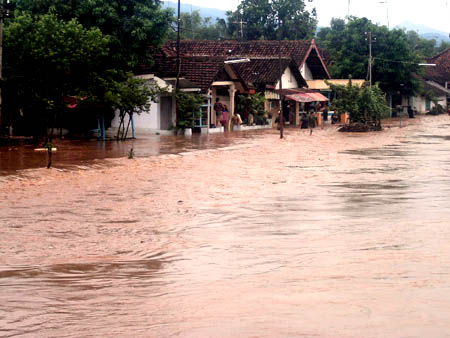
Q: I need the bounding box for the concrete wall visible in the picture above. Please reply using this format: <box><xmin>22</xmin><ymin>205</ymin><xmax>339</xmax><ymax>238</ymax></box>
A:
<box><xmin>110</xmin><ymin>94</ymin><xmax>176</xmax><ymax>135</ymax></box>
<box><xmin>301</xmin><ymin>63</ymin><xmax>313</xmax><ymax>80</ymax></box>
<box><xmin>275</xmin><ymin>67</ymin><xmax>299</xmax><ymax>89</ymax></box>
<box><xmin>411</xmin><ymin>95</ymin><xmax>447</xmax><ymax>114</ymax></box>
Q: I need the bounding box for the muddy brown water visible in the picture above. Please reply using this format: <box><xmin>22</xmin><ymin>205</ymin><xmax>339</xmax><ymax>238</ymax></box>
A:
<box><xmin>1</xmin><ymin>116</ymin><xmax>450</xmax><ymax>337</ymax></box>
<box><xmin>0</xmin><ymin>132</ymin><xmax>271</xmax><ymax>176</ymax></box>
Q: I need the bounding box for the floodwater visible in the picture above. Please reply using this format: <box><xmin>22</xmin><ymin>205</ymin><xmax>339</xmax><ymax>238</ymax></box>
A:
<box><xmin>0</xmin><ymin>131</ymin><xmax>268</xmax><ymax>176</ymax></box>
<box><xmin>1</xmin><ymin>115</ymin><xmax>450</xmax><ymax>337</ymax></box>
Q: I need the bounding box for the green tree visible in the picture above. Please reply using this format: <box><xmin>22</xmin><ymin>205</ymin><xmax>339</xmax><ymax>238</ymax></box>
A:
<box><xmin>226</xmin><ymin>0</ymin><xmax>317</xmax><ymax>40</ymax></box>
<box><xmin>9</xmin><ymin>0</ymin><xmax>173</xmax><ymax>69</ymax></box>
<box><xmin>112</xmin><ymin>75</ymin><xmax>159</xmax><ymax>140</ymax></box>
<box><xmin>236</xmin><ymin>93</ymin><xmax>267</xmax><ymax>124</ymax></box>
<box><xmin>175</xmin><ymin>92</ymin><xmax>204</xmax><ymax>129</ymax></box>
<box><xmin>326</xmin><ymin>79</ymin><xmax>390</xmax><ymax>130</ymax></box>
<box><xmin>169</xmin><ymin>10</ymin><xmax>229</xmax><ymax>40</ymax></box>
<box><xmin>4</xmin><ymin>12</ymin><xmax>111</xmax><ymax>136</ymax></box>
<box><xmin>316</xmin><ymin>17</ymin><xmax>421</xmax><ymax>95</ymax></box>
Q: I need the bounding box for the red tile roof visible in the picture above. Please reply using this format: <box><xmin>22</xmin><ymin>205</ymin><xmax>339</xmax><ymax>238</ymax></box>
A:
<box><xmin>162</xmin><ymin>40</ymin><xmax>312</xmax><ymax>60</ymax></box>
<box><xmin>425</xmin><ymin>48</ymin><xmax>450</xmax><ymax>86</ymax></box>
<box><xmin>141</xmin><ymin>53</ymin><xmax>226</xmax><ymax>91</ymax></box>
<box><xmin>230</xmin><ymin>58</ymin><xmax>306</xmax><ymax>87</ymax></box>
<box><xmin>142</xmin><ymin>39</ymin><xmax>330</xmax><ymax>92</ymax></box>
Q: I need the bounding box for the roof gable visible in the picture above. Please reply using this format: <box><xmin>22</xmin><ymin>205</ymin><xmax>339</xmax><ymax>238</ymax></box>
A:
<box><xmin>161</xmin><ymin>39</ymin><xmax>330</xmax><ymax>79</ymax></box>
<box><xmin>425</xmin><ymin>48</ymin><xmax>450</xmax><ymax>85</ymax></box>
<box><xmin>230</xmin><ymin>58</ymin><xmax>306</xmax><ymax>87</ymax></box>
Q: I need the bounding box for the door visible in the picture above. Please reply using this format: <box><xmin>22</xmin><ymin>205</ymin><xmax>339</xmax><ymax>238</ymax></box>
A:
<box><xmin>160</xmin><ymin>96</ymin><xmax>173</xmax><ymax>130</ymax></box>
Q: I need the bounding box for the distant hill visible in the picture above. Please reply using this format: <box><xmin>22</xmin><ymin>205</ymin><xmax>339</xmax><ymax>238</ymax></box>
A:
<box><xmin>162</xmin><ymin>1</ymin><xmax>227</xmax><ymax>21</ymax></box>
<box><xmin>396</xmin><ymin>21</ymin><xmax>450</xmax><ymax>44</ymax></box>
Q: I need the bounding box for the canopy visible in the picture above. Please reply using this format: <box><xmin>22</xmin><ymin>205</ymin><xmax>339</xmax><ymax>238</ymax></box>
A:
<box><xmin>285</xmin><ymin>92</ymin><xmax>328</xmax><ymax>102</ymax></box>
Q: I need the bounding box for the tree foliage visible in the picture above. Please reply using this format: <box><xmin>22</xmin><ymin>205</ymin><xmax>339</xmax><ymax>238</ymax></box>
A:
<box><xmin>236</xmin><ymin>93</ymin><xmax>267</xmax><ymax>124</ymax></box>
<box><xmin>114</xmin><ymin>75</ymin><xmax>159</xmax><ymax>139</ymax></box>
<box><xmin>326</xmin><ymin>79</ymin><xmax>390</xmax><ymax>130</ymax></box>
<box><xmin>9</xmin><ymin>0</ymin><xmax>173</xmax><ymax>69</ymax></box>
<box><xmin>4</xmin><ymin>12</ymin><xmax>111</xmax><ymax>135</ymax></box>
<box><xmin>169</xmin><ymin>10</ymin><xmax>228</xmax><ymax>40</ymax></box>
<box><xmin>175</xmin><ymin>92</ymin><xmax>204</xmax><ymax>129</ymax></box>
<box><xmin>226</xmin><ymin>0</ymin><xmax>317</xmax><ymax>40</ymax></box>
<box><xmin>3</xmin><ymin>0</ymin><xmax>172</xmax><ymax>136</ymax></box>
<box><xmin>316</xmin><ymin>17</ymin><xmax>421</xmax><ymax>95</ymax></box>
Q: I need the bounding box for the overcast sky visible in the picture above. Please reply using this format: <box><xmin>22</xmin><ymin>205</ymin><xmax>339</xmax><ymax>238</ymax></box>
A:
<box><xmin>179</xmin><ymin>0</ymin><xmax>450</xmax><ymax>33</ymax></box>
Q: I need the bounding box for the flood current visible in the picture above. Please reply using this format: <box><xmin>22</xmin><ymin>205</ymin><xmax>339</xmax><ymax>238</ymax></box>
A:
<box><xmin>1</xmin><ymin>115</ymin><xmax>450</xmax><ymax>337</ymax></box>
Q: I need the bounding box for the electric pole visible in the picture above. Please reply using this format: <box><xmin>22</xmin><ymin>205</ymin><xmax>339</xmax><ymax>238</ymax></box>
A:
<box><xmin>232</xmin><ymin>19</ymin><xmax>247</xmax><ymax>41</ymax></box>
<box><xmin>175</xmin><ymin>0</ymin><xmax>181</xmax><ymax>128</ymax></box>
<box><xmin>369</xmin><ymin>31</ymin><xmax>372</xmax><ymax>86</ymax></box>
<box><xmin>0</xmin><ymin>0</ymin><xmax>4</xmax><ymax>133</ymax></box>
<box><xmin>365</xmin><ymin>32</ymin><xmax>376</xmax><ymax>86</ymax></box>
<box><xmin>278</xmin><ymin>17</ymin><xmax>283</xmax><ymax>139</ymax></box>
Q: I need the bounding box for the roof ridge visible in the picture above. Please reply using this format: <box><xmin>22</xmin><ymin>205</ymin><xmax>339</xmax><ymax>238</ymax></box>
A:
<box><xmin>428</xmin><ymin>47</ymin><xmax>450</xmax><ymax>61</ymax></box>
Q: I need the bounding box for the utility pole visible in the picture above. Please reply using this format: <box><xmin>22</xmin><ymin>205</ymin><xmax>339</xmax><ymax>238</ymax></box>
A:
<box><xmin>369</xmin><ymin>31</ymin><xmax>372</xmax><ymax>86</ymax></box>
<box><xmin>0</xmin><ymin>0</ymin><xmax>4</xmax><ymax>133</ymax></box>
<box><xmin>278</xmin><ymin>17</ymin><xmax>283</xmax><ymax>139</ymax></box>
<box><xmin>175</xmin><ymin>0</ymin><xmax>181</xmax><ymax>129</ymax></box>
<box><xmin>365</xmin><ymin>31</ymin><xmax>375</xmax><ymax>86</ymax></box>
<box><xmin>232</xmin><ymin>19</ymin><xmax>247</xmax><ymax>41</ymax></box>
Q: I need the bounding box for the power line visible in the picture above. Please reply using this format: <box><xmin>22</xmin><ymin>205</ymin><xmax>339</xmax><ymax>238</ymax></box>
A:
<box><xmin>373</xmin><ymin>57</ymin><xmax>422</xmax><ymax>65</ymax></box>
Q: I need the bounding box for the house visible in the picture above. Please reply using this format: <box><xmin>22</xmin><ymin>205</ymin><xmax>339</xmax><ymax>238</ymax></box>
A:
<box><xmin>109</xmin><ymin>74</ymin><xmax>181</xmax><ymax>136</ymax></box>
<box><xmin>122</xmin><ymin>39</ymin><xmax>332</xmax><ymax>135</ymax></box>
<box><xmin>419</xmin><ymin>48</ymin><xmax>450</xmax><ymax>112</ymax></box>
<box><xmin>405</xmin><ymin>49</ymin><xmax>450</xmax><ymax>115</ymax></box>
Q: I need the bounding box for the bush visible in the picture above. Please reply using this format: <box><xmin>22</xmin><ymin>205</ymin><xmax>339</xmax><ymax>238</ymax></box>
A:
<box><xmin>427</xmin><ymin>104</ymin><xmax>445</xmax><ymax>115</ymax></box>
<box><xmin>175</xmin><ymin>91</ymin><xmax>204</xmax><ymax>129</ymax></box>
<box><xmin>326</xmin><ymin>79</ymin><xmax>390</xmax><ymax>131</ymax></box>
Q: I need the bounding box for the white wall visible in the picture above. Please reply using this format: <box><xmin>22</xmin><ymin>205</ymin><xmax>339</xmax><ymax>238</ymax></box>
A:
<box><xmin>301</xmin><ymin>63</ymin><xmax>314</xmax><ymax>81</ymax></box>
<box><xmin>276</xmin><ymin>67</ymin><xmax>299</xmax><ymax>89</ymax></box>
<box><xmin>411</xmin><ymin>95</ymin><xmax>447</xmax><ymax>114</ymax></box>
<box><xmin>109</xmin><ymin>94</ymin><xmax>177</xmax><ymax>135</ymax></box>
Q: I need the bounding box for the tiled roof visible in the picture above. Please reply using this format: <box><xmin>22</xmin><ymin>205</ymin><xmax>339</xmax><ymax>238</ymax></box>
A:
<box><xmin>141</xmin><ymin>39</ymin><xmax>332</xmax><ymax>91</ymax></box>
<box><xmin>230</xmin><ymin>58</ymin><xmax>306</xmax><ymax>87</ymax></box>
<box><xmin>162</xmin><ymin>40</ymin><xmax>312</xmax><ymax>61</ymax></box>
<box><xmin>425</xmin><ymin>48</ymin><xmax>450</xmax><ymax>85</ymax></box>
<box><xmin>141</xmin><ymin>53</ymin><xmax>226</xmax><ymax>91</ymax></box>
<box><xmin>160</xmin><ymin>39</ymin><xmax>330</xmax><ymax>79</ymax></box>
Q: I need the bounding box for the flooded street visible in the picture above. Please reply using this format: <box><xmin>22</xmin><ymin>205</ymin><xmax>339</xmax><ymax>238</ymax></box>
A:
<box><xmin>1</xmin><ymin>115</ymin><xmax>450</xmax><ymax>337</ymax></box>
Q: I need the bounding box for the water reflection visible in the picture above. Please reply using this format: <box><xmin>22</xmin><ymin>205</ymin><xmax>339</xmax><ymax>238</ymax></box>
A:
<box><xmin>0</xmin><ymin>130</ymin><xmax>273</xmax><ymax>176</ymax></box>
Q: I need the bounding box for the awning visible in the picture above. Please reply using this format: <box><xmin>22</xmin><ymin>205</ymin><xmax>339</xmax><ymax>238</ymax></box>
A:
<box><xmin>285</xmin><ymin>93</ymin><xmax>314</xmax><ymax>102</ymax></box>
<box><xmin>285</xmin><ymin>92</ymin><xmax>329</xmax><ymax>102</ymax></box>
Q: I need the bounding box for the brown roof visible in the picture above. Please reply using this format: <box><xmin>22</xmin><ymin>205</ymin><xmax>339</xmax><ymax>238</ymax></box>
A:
<box><xmin>160</xmin><ymin>39</ymin><xmax>330</xmax><ymax>79</ymax></box>
<box><xmin>141</xmin><ymin>53</ymin><xmax>227</xmax><ymax>91</ymax></box>
<box><xmin>162</xmin><ymin>40</ymin><xmax>310</xmax><ymax>58</ymax></box>
<box><xmin>425</xmin><ymin>48</ymin><xmax>450</xmax><ymax>86</ymax></box>
<box><xmin>229</xmin><ymin>58</ymin><xmax>307</xmax><ymax>87</ymax></box>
